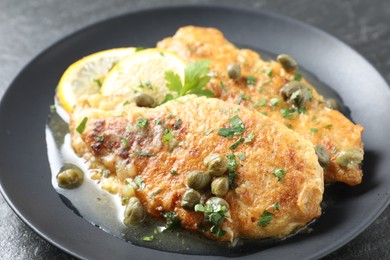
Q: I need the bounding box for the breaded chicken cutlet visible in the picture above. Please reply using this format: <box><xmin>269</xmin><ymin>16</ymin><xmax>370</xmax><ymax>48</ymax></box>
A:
<box><xmin>157</xmin><ymin>26</ymin><xmax>364</xmax><ymax>185</ymax></box>
<box><xmin>70</xmin><ymin>95</ymin><xmax>324</xmax><ymax>241</ymax></box>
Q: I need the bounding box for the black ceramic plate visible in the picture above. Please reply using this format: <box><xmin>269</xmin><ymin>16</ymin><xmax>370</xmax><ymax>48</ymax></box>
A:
<box><xmin>0</xmin><ymin>5</ymin><xmax>389</xmax><ymax>260</ymax></box>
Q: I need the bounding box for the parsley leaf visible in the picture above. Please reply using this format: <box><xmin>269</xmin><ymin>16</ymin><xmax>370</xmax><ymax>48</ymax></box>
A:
<box><xmin>226</xmin><ymin>154</ymin><xmax>238</xmax><ymax>188</ymax></box>
<box><xmin>162</xmin><ymin>212</ymin><xmax>181</xmax><ymax>232</ymax></box>
<box><xmin>210</xmin><ymin>225</ymin><xmax>226</xmax><ymax>237</ymax></box>
<box><xmin>274</xmin><ymin>202</ymin><xmax>280</xmax><ymax>210</ymax></box>
<box><xmin>269</xmin><ymin>98</ymin><xmax>281</xmax><ymax>109</ymax></box>
<box><xmin>136</xmin><ymin>151</ymin><xmax>156</xmax><ymax>157</ymax></box>
<box><xmin>272</xmin><ymin>168</ymin><xmax>286</xmax><ymax>181</ymax></box>
<box><xmin>134</xmin><ymin>176</ymin><xmax>145</xmax><ymax>189</ymax></box>
<box><xmin>76</xmin><ymin>117</ymin><xmax>88</xmax><ymax>134</ymax></box>
<box><xmin>294</xmin><ymin>73</ymin><xmax>302</xmax><ymax>81</ymax></box>
<box><xmin>174</xmin><ymin>118</ymin><xmax>181</xmax><ymax>128</ymax></box>
<box><xmin>141</xmin><ymin>235</ymin><xmax>154</xmax><ymax>241</ymax></box>
<box><xmin>229</xmin><ymin>137</ymin><xmax>244</xmax><ymax>150</ymax></box>
<box><xmin>162</xmin><ymin>128</ymin><xmax>171</xmax><ymax>143</ymax></box>
<box><xmin>280</xmin><ymin>108</ymin><xmax>297</xmax><ymax>119</ymax></box>
<box><xmin>237</xmin><ymin>153</ymin><xmax>246</xmax><ymax>161</ymax></box>
<box><xmin>257</xmin><ymin>210</ymin><xmax>274</xmax><ymax>227</ymax></box>
<box><xmin>136</xmin><ymin>118</ymin><xmax>148</xmax><ymax>128</ymax></box>
<box><xmin>247</xmin><ymin>75</ymin><xmax>257</xmax><ymax>85</ymax></box>
<box><xmin>217</xmin><ymin>115</ymin><xmax>245</xmax><ymax>139</ymax></box>
<box><xmin>310</xmin><ymin>128</ymin><xmax>319</xmax><ymax>133</ymax></box>
<box><xmin>164</xmin><ymin>60</ymin><xmax>214</xmax><ymax>98</ymax></box>
<box><xmin>170</xmin><ymin>170</ymin><xmax>178</xmax><ymax>175</ymax></box>
<box><xmin>244</xmin><ymin>132</ymin><xmax>255</xmax><ymax>143</ymax></box>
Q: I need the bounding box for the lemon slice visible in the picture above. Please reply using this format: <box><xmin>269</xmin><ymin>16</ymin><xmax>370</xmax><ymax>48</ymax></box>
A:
<box><xmin>101</xmin><ymin>48</ymin><xmax>186</xmax><ymax>103</ymax></box>
<box><xmin>56</xmin><ymin>48</ymin><xmax>137</xmax><ymax>112</ymax></box>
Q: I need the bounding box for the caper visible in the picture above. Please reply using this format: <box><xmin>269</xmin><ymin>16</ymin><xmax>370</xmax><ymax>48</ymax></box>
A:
<box><xmin>182</xmin><ymin>189</ymin><xmax>201</xmax><ymax>210</ymax></box>
<box><xmin>133</xmin><ymin>93</ymin><xmax>155</xmax><ymax>107</ymax></box>
<box><xmin>336</xmin><ymin>148</ymin><xmax>364</xmax><ymax>167</ymax></box>
<box><xmin>57</xmin><ymin>167</ymin><xmax>84</xmax><ymax>189</ymax></box>
<box><xmin>123</xmin><ymin>197</ymin><xmax>145</xmax><ymax>226</ymax></box>
<box><xmin>277</xmin><ymin>54</ymin><xmax>298</xmax><ymax>72</ymax></box>
<box><xmin>227</xmin><ymin>63</ymin><xmax>241</xmax><ymax>79</ymax></box>
<box><xmin>187</xmin><ymin>170</ymin><xmax>211</xmax><ymax>190</ymax></box>
<box><xmin>314</xmin><ymin>144</ymin><xmax>330</xmax><ymax>168</ymax></box>
<box><xmin>280</xmin><ymin>81</ymin><xmax>312</xmax><ymax>109</ymax></box>
<box><xmin>325</xmin><ymin>98</ymin><xmax>340</xmax><ymax>111</ymax></box>
<box><xmin>203</xmin><ymin>153</ymin><xmax>228</xmax><ymax>177</ymax></box>
<box><xmin>211</xmin><ymin>177</ymin><xmax>229</xmax><ymax>197</ymax></box>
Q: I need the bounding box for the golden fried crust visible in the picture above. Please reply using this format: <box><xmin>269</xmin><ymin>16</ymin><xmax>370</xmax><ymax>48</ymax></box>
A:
<box><xmin>70</xmin><ymin>96</ymin><xmax>323</xmax><ymax>241</ymax></box>
<box><xmin>157</xmin><ymin>26</ymin><xmax>364</xmax><ymax>185</ymax></box>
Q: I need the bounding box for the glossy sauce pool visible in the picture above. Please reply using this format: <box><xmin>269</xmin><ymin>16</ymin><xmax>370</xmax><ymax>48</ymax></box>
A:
<box><xmin>46</xmin><ymin>48</ymin><xmax>341</xmax><ymax>256</ymax></box>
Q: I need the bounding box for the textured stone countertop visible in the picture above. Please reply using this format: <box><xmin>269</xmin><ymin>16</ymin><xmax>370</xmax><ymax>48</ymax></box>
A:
<box><xmin>0</xmin><ymin>0</ymin><xmax>389</xmax><ymax>259</ymax></box>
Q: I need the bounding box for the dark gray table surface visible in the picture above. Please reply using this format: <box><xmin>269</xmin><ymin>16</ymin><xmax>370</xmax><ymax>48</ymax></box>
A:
<box><xmin>0</xmin><ymin>0</ymin><xmax>389</xmax><ymax>259</ymax></box>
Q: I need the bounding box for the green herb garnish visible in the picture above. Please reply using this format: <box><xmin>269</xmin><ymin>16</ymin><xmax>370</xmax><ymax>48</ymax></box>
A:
<box><xmin>210</xmin><ymin>225</ymin><xmax>226</xmax><ymax>237</ymax></box>
<box><xmin>162</xmin><ymin>128</ymin><xmax>171</xmax><ymax>143</ymax></box>
<box><xmin>244</xmin><ymin>132</ymin><xmax>255</xmax><ymax>143</ymax></box>
<box><xmin>134</xmin><ymin>176</ymin><xmax>145</xmax><ymax>189</ymax></box>
<box><xmin>220</xmin><ymin>81</ymin><xmax>228</xmax><ymax>92</ymax></box>
<box><xmin>226</xmin><ymin>153</ymin><xmax>239</xmax><ymax>188</ymax></box>
<box><xmin>141</xmin><ymin>235</ymin><xmax>154</xmax><ymax>241</ymax></box>
<box><xmin>136</xmin><ymin>118</ymin><xmax>148</xmax><ymax>128</ymax></box>
<box><xmin>162</xmin><ymin>212</ymin><xmax>181</xmax><ymax>232</ymax></box>
<box><xmin>254</xmin><ymin>98</ymin><xmax>267</xmax><ymax>108</ymax></box>
<box><xmin>269</xmin><ymin>98</ymin><xmax>281</xmax><ymax>109</ymax></box>
<box><xmin>170</xmin><ymin>170</ymin><xmax>178</xmax><ymax>175</ymax></box>
<box><xmin>93</xmin><ymin>78</ymin><xmax>102</xmax><ymax>87</ymax></box>
<box><xmin>135</xmin><ymin>47</ymin><xmax>145</xmax><ymax>52</ymax></box>
<box><xmin>274</xmin><ymin>202</ymin><xmax>280</xmax><ymax>210</ymax></box>
<box><xmin>294</xmin><ymin>73</ymin><xmax>302</xmax><ymax>81</ymax></box>
<box><xmin>247</xmin><ymin>75</ymin><xmax>257</xmax><ymax>85</ymax></box>
<box><xmin>280</xmin><ymin>108</ymin><xmax>296</xmax><ymax>119</ymax></box>
<box><xmin>324</xmin><ymin>124</ymin><xmax>333</xmax><ymax>130</ymax></box>
<box><xmin>272</xmin><ymin>168</ymin><xmax>286</xmax><ymax>181</ymax></box>
<box><xmin>229</xmin><ymin>137</ymin><xmax>244</xmax><ymax>150</ymax></box>
<box><xmin>136</xmin><ymin>151</ymin><xmax>156</xmax><ymax>157</ymax></box>
<box><xmin>95</xmin><ymin>135</ymin><xmax>104</xmax><ymax>142</ymax></box>
<box><xmin>120</xmin><ymin>136</ymin><xmax>128</xmax><ymax>148</ymax></box>
<box><xmin>165</xmin><ymin>60</ymin><xmax>214</xmax><ymax>98</ymax></box>
<box><xmin>76</xmin><ymin>117</ymin><xmax>88</xmax><ymax>134</ymax></box>
<box><xmin>174</xmin><ymin>118</ymin><xmax>181</xmax><ymax>128</ymax></box>
<box><xmin>310</xmin><ymin>128</ymin><xmax>319</xmax><ymax>133</ymax></box>
<box><xmin>237</xmin><ymin>153</ymin><xmax>246</xmax><ymax>161</ymax></box>
<box><xmin>217</xmin><ymin>115</ymin><xmax>245</xmax><ymax>139</ymax></box>
<box><xmin>257</xmin><ymin>210</ymin><xmax>274</xmax><ymax>227</ymax></box>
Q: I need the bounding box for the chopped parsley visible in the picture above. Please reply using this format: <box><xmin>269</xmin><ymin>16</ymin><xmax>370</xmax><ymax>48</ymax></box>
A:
<box><xmin>281</xmin><ymin>108</ymin><xmax>296</xmax><ymax>119</ymax></box>
<box><xmin>102</xmin><ymin>170</ymin><xmax>110</xmax><ymax>178</ymax></box>
<box><xmin>162</xmin><ymin>212</ymin><xmax>181</xmax><ymax>232</ymax></box>
<box><xmin>310</xmin><ymin>128</ymin><xmax>319</xmax><ymax>133</ymax></box>
<box><xmin>166</xmin><ymin>113</ymin><xmax>173</xmax><ymax>119</ymax></box>
<box><xmin>247</xmin><ymin>75</ymin><xmax>257</xmax><ymax>85</ymax></box>
<box><xmin>153</xmin><ymin>118</ymin><xmax>161</xmax><ymax>125</ymax></box>
<box><xmin>165</xmin><ymin>59</ymin><xmax>214</xmax><ymax>98</ymax></box>
<box><xmin>324</xmin><ymin>124</ymin><xmax>333</xmax><ymax>130</ymax></box>
<box><xmin>136</xmin><ymin>118</ymin><xmax>148</xmax><ymax>128</ymax></box>
<box><xmin>244</xmin><ymin>132</ymin><xmax>255</xmax><ymax>143</ymax></box>
<box><xmin>95</xmin><ymin>135</ymin><xmax>104</xmax><ymax>142</ymax></box>
<box><xmin>226</xmin><ymin>153</ymin><xmax>239</xmax><ymax>188</ymax></box>
<box><xmin>174</xmin><ymin>118</ymin><xmax>181</xmax><ymax>128</ymax></box>
<box><xmin>261</xmin><ymin>81</ymin><xmax>271</xmax><ymax>87</ymax></box>
<box><xmin>254</xmin><ymin>98</ymin><xmax>267</xmax><ymax>107</ymax></box>
<box><xmin>229</xmin><ymin>137</ymin><xmax>244</xmax><ymax>150</ymax></box>
<box><xmin>273</xmin><ymin>202</ymin><xmax>280</xmax><ymax>210</ymax></box>
<box><xmin>237</xmin><ymin>153</ymin><xmax>246</xmax><ymax>161</ymax></box>
<box><xmin>272</xmin><ymin>168</ymin><xmax>286</xmax><ymax>181</ymax></box>
<box><xmin>267</xmin><ymin>69</ymin><xmax>273</xmax><ymax>77</ymax></box>
<box><xmin>257</xmin><ymin>210</ymin><xmax>274</xmax><ymax>227</ymax></box>
<box><xmin>220</xmin><ymin>81</ymin><xmax>228</xmax><ymax>92</ymax></box>
<box><xmin>123</xmin><ymin>100</ymin><xmax>131</xmax><ymax>106</ymax></box>
<box><xmin>141</xmin><ymin>235</ymin><xmax>154</xmax><ymax>241</ymax></box>
<box><xmin>135</xmin><ymin>46</ymin><xmax>145</xmax><ymax>52</ymax></box>
<box><xmin>76</xmin><ymin>117</ymin><xmax>88</xmax><ymax>134</ymax></box>
<box><xmin>169</xmin><ymin>170</ymin><xmax>178</xmax><ymax>175</ymax></box>
<box><xmin>93</xmin><ymin>78</ymin><xmax>102</xmax><ymax>87</ymax></box>
<box><xmin>120</xmin><ymin>136</ymin><xmax>129</xmax><ymax>148</ymax></box>
<box><xmin>134</xmin><ymin>176</ymin><xmax>145</xmax><ymax>189</ymax></box>
<box><xmin>210</xmin><ymin>225</ymin><xmax>226</xmax><ymax>237</ymax></box>
<box><xmin>294</xmin><ymin>73</ymin><xmax>302</xmax><ymax>81</ymax></box>
<box><xmin>204</xmin><ymin>129</ymin><xmax>212</xmax><ymax>135</ymax></box>
<box><xmin>269</xmin><ymin>98</ymin><xmax>281</xmax><ymax>109</ymax></box>
<box><xmin>162</xmin><ymin>128</ymin><xmax>171</xmax><ymax>143</ymax></box>
<box><xmin>135</xmin><ymin>151</ymin><xmax>156</xmax><ymax>157</ymax></box>
<box><xmin>50</xmin><ymin>105</ymin><xmax>56</xmax><ymax>112</ymax></box>
<box><xmin>217</xmin><ymin>115</ymin><xmax>245</xmax><ymax>139</ymax></box>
